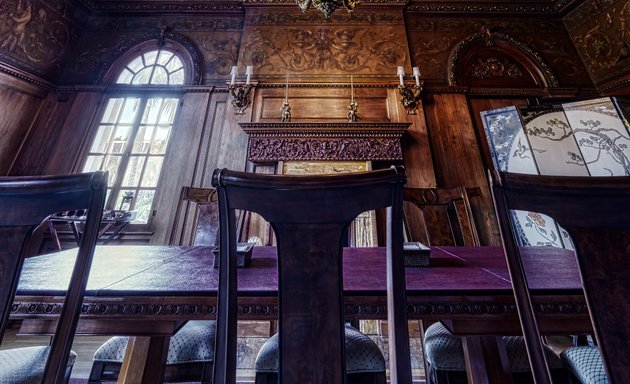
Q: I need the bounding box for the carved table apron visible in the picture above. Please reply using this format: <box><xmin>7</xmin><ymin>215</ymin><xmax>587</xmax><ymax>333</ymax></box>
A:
<box><xmin>14</xmin><ymin>245</ymin><xmax>589</xmax><ymax>384</ymax></box>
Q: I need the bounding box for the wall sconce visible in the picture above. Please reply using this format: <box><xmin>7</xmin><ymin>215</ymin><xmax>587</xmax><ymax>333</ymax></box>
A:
<box><xmin>228</xmin><ymin>65</ymin><xmax>254</xmax><ymax>115</ymax></box>
<box><xmin>397</xmin><ymin>66</ymin><xmax>424</xmax><ymax>115</ymax></box>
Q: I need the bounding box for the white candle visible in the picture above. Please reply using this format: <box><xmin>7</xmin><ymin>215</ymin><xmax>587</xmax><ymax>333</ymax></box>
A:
<box><xmin>285</xmin><ymin>74</ymin><xmax>289</xmax><ymax>102</ymax></box>
<box><xmin>245</xmin><ymin>65</ymin><xmax>253</xmax><ymax>85</ymax></box>
<box><xmin>397</xmin><ymin>66</ymin><xmax>405</xmax><ymax>86</ymax></box>
<box><xmin>351</xmin><ymin>75</ymin><xmax>354</xmax><ymax>102</ymax></box>
<box><xmin>230</xmin><ymin>66</ymin><xmax>238</xmax><ymax>85</ymax></box>
<box><xmin>413</xmin><ymin>67</ymin><xmax>421</xmax><ymax>87</ymax></box>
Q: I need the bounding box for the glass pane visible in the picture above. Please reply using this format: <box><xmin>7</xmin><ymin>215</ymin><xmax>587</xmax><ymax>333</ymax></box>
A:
<box><xmin>122</xmin><ymin>156</ymin><xmax>146</xmax><ymax>187</ymax></box>
<box><xmin>114</xmin><ymin>189</ymin><xmax>135</xmax><ymax>212</ymax></box>
<box><xmin>89</xmin><ymin>125</ymin><xmax>114</xmax><ymax>153</ymax></box>
<box><xmin>116</xmin><ymin>69</ymin><xmax>134</xmax><ymax>84</ymax></box>
<box><xmin>110</xmin><ymin>125</ymin><xmax>131</xmax><ymax>153</ymax></box>
<box><xmin>142</xmin><ymin>98</ymin><xmax>163</xmax><ymax>124</ymax></box>
<box><xmin>133</xmin><ymin>126</ymin><xmax>154</xmax><ymax>154</ymax></box>
<box><xmin>151</xmin><ymin>126</ymin><xmax>170</xmax><ymax>154</ymax></box>
<box><xmin>103</xmin><ymin>156</ymin><xmax>122</xmax><ymax>187</ymax></box>
<box><xmin>151</xmin><ymin>67</ymin><xmax>168</xmax><ymax>85</ymax></box>
<box><xmin>165</xmin><ymin>56</ymin><xmax>183</xmax><ymax>73</ymax></box>
<box><xmin>169</xmin><ymin>68</ymin><xmax>184</xmax><ymax>85</ymax></box>
<box><xmin>83</xmin><ymin>155</ymin><xmax>104</xmax><ymax>172</ymax></box>
<box><xmin>143</xmin><ymin>51</ymin><xmax>159</xmax><ymax>66</ymax></box>
<box><xmin>132</xmin><ymin>190</ymin><xmax>155</xmax><ymax>224</ymax></box>
<box><xmin>126</xmin><ymin>56</ymin><xmax>144</xmax><ymax>73</ymax></box>
<box><xmin>159</xmin><ymin>99</ymin><xmax>178</xmax><ymax>124</ymax></box>
<box><xmin>119</xmin><ymin>98</ymin><xmax>140</xmax><ymax>124</ymax></box>
<box><xmin>140</xmin><ymin>157</ymin><xmax>163</xmax><ymax>187</ymax></box>
<box><xmin>157</xmin><ymin>50</ymin><xmax>173</xmax><ymax>66</ymax></box>
<box><xmin>101</xmin><ymin>98</ymin><xmax>124</xmax><ymax>124</ymax></box>
<box><xmin>133</xmin><ymin>67</ymin><xmax>153</xmax><ymax>85</ymax></box>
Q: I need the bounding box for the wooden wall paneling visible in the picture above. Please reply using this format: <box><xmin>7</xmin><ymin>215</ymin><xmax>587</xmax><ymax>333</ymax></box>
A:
<box><xmin>150</xmin><ymin>90</ymin><xmax>215</xmax><ymax>245</ymax></box>
<box><xmin>254</xmin><ymin>85</ymin><xmax>390</xmax><ymax>123</ymax></box>
<box><xmin>425</xmin><ymin>93</ymin><xmax>499</xmax><ymax>245</ymax></box>
<box><xmin>42</xmin><ymin>91</ymin><xmax>104</xmax><ymax>175</ymax></box>
<box><xmin>8</xmin><ymin>91</ymin><xmax>83</xmax><ymax>176</ymax></box>
<box><xmin>387</xmin><ymin>87</ymin><xmax>437</xmax><ymax>188</ymax></box>
<box><xmin>0</xmin><ymin>73</ymin><xmax>48</xmax><ymax>175</ymax></box>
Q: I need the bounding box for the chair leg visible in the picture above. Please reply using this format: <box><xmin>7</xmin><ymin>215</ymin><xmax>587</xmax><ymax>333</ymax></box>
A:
<box><xmin>88</xmin><ymin>361</ymin><xmax>106</xmax><ymax>384</ymax></box>
<box><xmin>200</xmin><ymin>361</ymin><xmax>214</xmax><ymax>384</ymax></box>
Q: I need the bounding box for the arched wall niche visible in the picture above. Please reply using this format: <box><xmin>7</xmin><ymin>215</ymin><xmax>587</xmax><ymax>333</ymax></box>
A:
<box><xmin>96</xmin><ymin>32</ymin><xmax>203</xmax><ymax>85</ymax></box>
<box><xmin>447</xmin><ymin>29</ymin><xmax>559</xmax><ymax>89</ymax></box>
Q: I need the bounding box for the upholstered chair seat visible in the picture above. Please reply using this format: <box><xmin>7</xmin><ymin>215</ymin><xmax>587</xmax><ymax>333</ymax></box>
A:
<box><xmin>0</xmin><ymin>345</ymin><xmax>77</xmax><ymax>384</ymax></box>
<box><xmin>424</xmin><ymin>322</ymin><xmax>564</xmax><ymax>383</ymax></box>
<box><xmin>561</xmin><ymin>346</ymin><xmax>607</xmax><ymax>384</ymax></box>
<box><xmin>89</xmin><ymin>320</ymin><xmax>215</xmax><ymax>382</ymax></box>
<box><xmin>254</xmin><ymin>323</ymin><xmax>386</xmax><ymax>383</ymax></box>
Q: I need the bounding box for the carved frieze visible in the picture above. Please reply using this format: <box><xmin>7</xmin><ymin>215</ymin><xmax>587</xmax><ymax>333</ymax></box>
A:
<box><xmin>470</xmin><ymin>57</ymin><xmax>524</xmax><ymax>80</ymax></box>
<box><xmin>240</xmin><ymin>25</ymin><xmax>408</xmax><ymax>74</ymax></box>
<box><xmin>10</xmin><ymin>297</ymin><xmax>589</xmax><ymax>320</ymax></box>
<box><xmin>239</xmin><ymin>122</ymin><xmax>410</xmax><ymax>162</ymax></box>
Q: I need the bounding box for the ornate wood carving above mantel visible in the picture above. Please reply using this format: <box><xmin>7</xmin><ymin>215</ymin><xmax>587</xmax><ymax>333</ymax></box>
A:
<box><xmin>239</xmin><ymin>122</ymin><xmax>411</xmax><ymax>162</ymax></box>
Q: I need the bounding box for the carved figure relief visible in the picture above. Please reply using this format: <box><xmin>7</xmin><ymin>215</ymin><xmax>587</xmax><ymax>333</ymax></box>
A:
<box><xmin>412</xmin><ymin>36</ymin><xmax>456</xmax><ymax>77</ymax></box>
<box><xmin>241</xmin><ymin>26</ymin><xmax>407</xmax><ymax>73</ymax></box>
<box><xmin>199</xmin><ymin>36</ymin><xmax>239</xmax><ymax>76</ymax></box>
<box><xmin>0</xmin><ymin>0</ymin><xmax>70</xmax><ymax>66</ymax></box>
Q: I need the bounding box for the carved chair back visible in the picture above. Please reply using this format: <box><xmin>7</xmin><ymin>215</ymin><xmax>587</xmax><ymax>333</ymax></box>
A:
<box><xmin>211</xmin><ymin>167</ymin><xmax>412</xmax><ymax>384</ymax></box>
<box><xmin>0</xmin><ymin>172</ymin><xmax>107</xmax><ymax>383</ymax></box>
<box><xmin>490</xmin><ymin>171</ymin><xmax>630</xmax><ymax>384</ymax></box>
<box><xmin>403</xmin><ymin>186</ymin><xmax>481</xmax><ymax>246</ymax></box>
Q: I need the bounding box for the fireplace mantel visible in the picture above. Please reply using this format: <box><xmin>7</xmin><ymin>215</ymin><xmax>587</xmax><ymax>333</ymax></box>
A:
<box><xmin>239</xmin><ymin>122</ymin><xmax>410</xmax><ymax>162</ymax></box>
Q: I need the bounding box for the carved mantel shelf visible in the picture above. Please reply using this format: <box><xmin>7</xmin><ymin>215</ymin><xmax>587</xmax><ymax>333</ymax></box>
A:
<box><xmin>239</xmin><ymin>122</ymin><xmax>411</xmax><ymax>162</ymax></box>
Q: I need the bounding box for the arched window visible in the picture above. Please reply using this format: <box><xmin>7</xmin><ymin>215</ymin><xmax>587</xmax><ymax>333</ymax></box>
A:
<box><xmin>82</xmin><ymin>48</ymin><xmax>186</xmax><ymax>224</ymax></box>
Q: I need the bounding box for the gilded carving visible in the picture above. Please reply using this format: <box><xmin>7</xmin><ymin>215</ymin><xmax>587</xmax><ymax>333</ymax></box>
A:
<box><xmin>241</xmin><ymin>26</ymin><xmax>407</xmax><ymax>73</ymax></box>
<box><xmin>0</xmin><ymin>0</ymin><xmax>71</xmax><ymax>66</ymax></box>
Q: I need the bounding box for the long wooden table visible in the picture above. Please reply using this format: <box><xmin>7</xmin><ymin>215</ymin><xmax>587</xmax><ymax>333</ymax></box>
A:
<box><xmin>13</xmin><ymin>245</ymin><xmax>590</xmax><ymax>383</ymax></box>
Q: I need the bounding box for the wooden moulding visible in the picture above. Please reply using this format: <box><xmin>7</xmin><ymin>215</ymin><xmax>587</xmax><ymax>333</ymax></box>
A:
<box><xmin>239</xmin><ymin>122</ymin><xmax>410</xmax><ymax>162</ymax></box>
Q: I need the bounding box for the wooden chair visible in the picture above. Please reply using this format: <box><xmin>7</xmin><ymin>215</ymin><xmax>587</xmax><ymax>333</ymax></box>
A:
<box><xmin>404</xmin><ymin>186</ymin><xmax>565</xmax><ymax>384</ymax></box>
<box><xmin>211</xmin><ymin>167</ymin><xmax>412</xmax><ymax>384</ymax></box>
<box><xmin>89</xmin><ymin>186</ymin><xmax>217</xmax><ymax>383</ymax></box>
<box><xmin>403</xmin><ymin>186</ymin><xmax>481</xmax><ymax>246</ymax></box>
<box><xmin>0</xmin><ymin>172</ymin><xmax>106</xmax><ymax>383</ymax></box>
<box><xmin>490</xmin><ymin>172</ymin><xmax>630</xmax><ymax>384</ymax></box>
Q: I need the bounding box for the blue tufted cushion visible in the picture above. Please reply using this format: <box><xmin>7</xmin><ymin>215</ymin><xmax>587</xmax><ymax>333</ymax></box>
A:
<box><xmin>561</xmin><ymin>346</ymin><xmax>607</xmax><ymax>384</ymax></box>
<box><xmin>93</xmin><ymin>320</ymin><xmax>215</xmax><ymax>364</ymax></box>
<box><xmin>255</xmin><ymin>323</ymin><xmax>385</xmax><ymax>374</ymax></box>
<box><xmin>424</xmin><ymin>322</ymin><xmax>563</xmax><ymax>372</ymax></box>
<box><xmin>0</xmin><ymin>346</ymin><xmax>77</xmax><ymax>384</ymax></box>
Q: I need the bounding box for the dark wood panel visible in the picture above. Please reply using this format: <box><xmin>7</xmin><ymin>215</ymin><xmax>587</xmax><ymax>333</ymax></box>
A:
<box><xmin>425</xmin><ymin>93</ymin><xmax>500</xmax><ymax>245</ymax></box>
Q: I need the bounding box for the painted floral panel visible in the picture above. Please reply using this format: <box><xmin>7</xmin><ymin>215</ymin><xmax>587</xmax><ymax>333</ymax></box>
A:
<box><xmin>519</xmin><ymin>107</ymin><xmax>589</xmax><ymax>176</ymax></box>
<box><xmin>562</xmin><ymin>97</ymin><xmax>630</xmax><ymax>176</ymax></box>
<box><xmin>480</xmin><ymin>106</ymin><xmax>538</xmax><ymax>174</ymax></box>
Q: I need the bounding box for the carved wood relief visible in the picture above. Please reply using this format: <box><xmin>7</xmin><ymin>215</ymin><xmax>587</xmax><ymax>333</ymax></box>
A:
<box><xmin>406</xmin><ymin>17</ymin><xmax>590</xmax><ymax>87</ymax></box>
<box><xmin>565</xmin><ymin>0</ymin><xmax>630</xmax><ymax>88</ymax></box>
<box><xmin>239</xmin><ymin>7</ymin><xmax>409</xmax><ymax>75</ymax></box>
<box><xmin>0</xmin><ymin>0</ymin><xmax>77</xmax><ymax>76</ymax></box>
<box><xmin>240</xmin><ymin>122</ymin><xmax>409</xmax><ymax>162</ymax></box>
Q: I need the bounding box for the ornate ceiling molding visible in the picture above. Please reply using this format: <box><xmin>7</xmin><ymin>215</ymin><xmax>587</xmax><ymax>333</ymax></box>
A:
<box><xmin>77</xmin><ymin>0</ymin><xmax>244</xmax><ymax>13</ymax></box>
<box><xmin>406</xmin><ymin>0</ymin><xmax>580</xmax><ymax>14</ymax></box>
<box><xmin>240</xmin><ymin>122</ymin><xmax>410</xmax><ymax>162</ymax></box>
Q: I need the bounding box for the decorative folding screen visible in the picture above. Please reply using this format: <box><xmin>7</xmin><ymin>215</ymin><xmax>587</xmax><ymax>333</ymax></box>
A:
<box><xmin>481</xmin><ymin>97</ymin><xmax>630</xmax><ymax>248</ymax></box>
